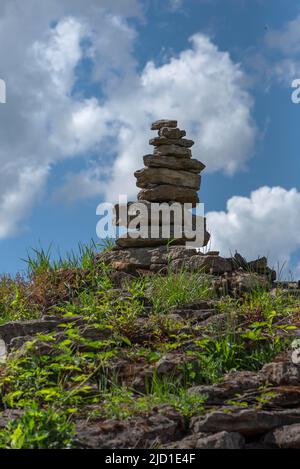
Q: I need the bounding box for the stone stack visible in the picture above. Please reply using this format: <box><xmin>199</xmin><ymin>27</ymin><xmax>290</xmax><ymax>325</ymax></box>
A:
<box><xmin>137</xmin><ymin>119</ymin><xmax>204</xmax><ymax>205</ymax></box>
<box><xmin>115</xmin><ymin>119</ymin><xmax>210</xmax><ymax>248</ymax></box>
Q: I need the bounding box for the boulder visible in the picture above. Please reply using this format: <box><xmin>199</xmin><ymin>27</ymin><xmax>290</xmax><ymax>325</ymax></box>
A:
<box><xmin>230</xmin><ymin>272</ymin><xmax>272</xmax><ymax>293</ymax></box>
<box><xmin>166</xmin><ymin>431</ymin><xmax>245</xmax><ymax>449</ymax></box>
<box><xmin>191</xmin><ymin>407</ymin><xmax>300</xmax><ymax>436</ymax></box>
<box><xmin>263</xmin><ymin>424</ymin><xmax>300</xmax><ymax>449</ymax></box>
<box><xmin>96</xmin><ymin>246</ymin><xmax>169</xmax><ymax>270</ymax></box>
<box><xmin>135</xmin><ymin>167</ymin><xmax>201</xmax><ymax>190</ymax></box>
<box><xmin>172</xmin><ymin>255</ymin><xmax>232</xmax><ymax>274</ymax></box>
<box><xmin>258</xmin><ymin>386</ymin><xmax>300</xmax><ymax>408</ymax></box>
<box><xmin>247</xmin><ymin>257</ymin><xmax>268</xmax><ymax>273</ymax></box>
<box><xmin>155</xmin><ymin>351</ymin><xmax>200</xmax><ymax>378</ymax></box>
<box><xmin>0</xmin><ymin>317</ymin><xmax>82</xmax><ymax>346</ymax></box>
<box><xmin>188</xmin><ymin>371</ymin><xmax>262</xmax><ymax>405</ymax></box>
<box><xmin>143</xmin><ymin>154</ymin><xmax>205</xmax><ymax>173</ymax></box>
<box><xmin>261</xmin><ymin>361</ymin><xmax>300</xmax><ymax>386</ymax></box>
<box><xmin>75</xmin><ymin>407</ymin><xmax>184</xmax><ymax>449</ymax></box>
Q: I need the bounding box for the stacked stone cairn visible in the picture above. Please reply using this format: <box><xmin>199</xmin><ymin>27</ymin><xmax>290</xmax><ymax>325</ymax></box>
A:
<box><xmin>115</xmin><ymin>119</ymin><xmax>210</xmax><ymax>249</ymax></box>
<box><xmin>99</xmin><ymin>119</ymin><xmax>276</xmax><ymax>290</ymax></box>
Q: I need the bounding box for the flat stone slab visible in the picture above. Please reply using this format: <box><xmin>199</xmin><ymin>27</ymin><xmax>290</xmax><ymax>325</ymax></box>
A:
<box><xmin>138</xmin><ymin>185</ymin><xmax>199</xmax><ymax>204</ymax></box>
<box><xmin>191</xmin><ymin>407</ymin><xmax>300</xmax><ymax>436</ymax></box>
<box><xmin>158</xmin><ymin>127</ymin><xmax>186</xmax><ymax>139</ymax></box>
<box><xmin>135</xmin><ymin>167</ymin><xmax>201</xmax><ymax>190</ymax></box>
<box><xmin>166</xmin><ymin>431</ymin><xmax>245</xmax><ymax>450</ymax></box>
<box><xmin>150</xmin><ymin>137</ymin><xmax>194</xmax><ymax>148</ymax></box>
<box><xmin>143</xmin><ymin>154</ymin><xmax>205</xmax><ymax>173</ymax></box>
<box><xmin>154</xmin><ymin>145</ymin><xmax>192</xmax><ymax>158</ymax></box>
<box><xmin>0</xmin><ymin>317</ymin><xmax>82</xmax><ymax>346</ymax></box>
<box><xmin>113</xmin><ymin>201</ymin><xmax>204</xmax><ymax>228</ymax></box>
<box><xmin>151</xmin><ymin>119</ymin><xmax>178</xmax><ymax>130</ymax></box>
<box><xmin>116</xmin><ymin>236</ymin><xmax>187</xmax><ymax>249</ymax></box>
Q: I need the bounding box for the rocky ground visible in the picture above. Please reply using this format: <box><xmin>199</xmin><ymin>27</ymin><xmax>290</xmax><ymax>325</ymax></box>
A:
<box><xmin>0</xmin><ymin>244</ymin><xmax>299</xmax><ymax>449</ymax></box>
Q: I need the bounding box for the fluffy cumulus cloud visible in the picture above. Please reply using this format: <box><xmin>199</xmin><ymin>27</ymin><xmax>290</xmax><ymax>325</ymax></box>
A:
<box><xmin>0</xmin><ymin>0</ymin><xmax>256</xmax><ymax>237</ymax></box>
<box><xmin>0</xmin><ymin>0</ymin><xmax>141</xmax><ymax>237</ymax></box>
<box><xmin>60</xmin><ymin>33</ymin><xmax>256</xmax><ymax>201</ymax></box>
<box><xmin>206</xmin><ymin>186</ymin><xmax>300</xmax><ymax>268</ymax></box>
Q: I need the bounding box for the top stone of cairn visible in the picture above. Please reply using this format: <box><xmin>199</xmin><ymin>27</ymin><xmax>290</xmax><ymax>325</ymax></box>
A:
<box><xmin>151</xmin><ymin>119</ymin><xmax>178</xmax><ymax>130</ymax></box>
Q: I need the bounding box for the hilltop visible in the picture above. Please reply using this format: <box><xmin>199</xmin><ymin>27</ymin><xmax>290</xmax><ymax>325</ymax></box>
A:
<box><xmin>0</xmin><ymin>243</ymin><xmax>298</xmax><ymax>449</ymax></box>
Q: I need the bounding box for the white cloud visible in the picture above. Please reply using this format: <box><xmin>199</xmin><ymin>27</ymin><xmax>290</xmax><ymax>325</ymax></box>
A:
<box><xmin>206</xmin><ymin>186</ymin><xmax>300</xmax><ymax>268</ymax></box>
<box><xmin>0</xmin><ymin>0</ymin><xmax>256</xmax><ymax>238</ymax></box>
<box><xmin>266</xmin><ymin>14</ymin><xmax>300</xmax><ymax>55</ymax></box>
<box><xmin>60</xmin><ymin>34</ymin><xmax>256</xmax><ymax>202</ymax></box>
<box><xmin>0</xmin><ymin>166</ymin><xmax>49</xmax><ymax>238</ymax></box>
<box><xmin>0</xmin><ymin>0</ymin><xmax>140</xmax><ymax>238</ymax></box>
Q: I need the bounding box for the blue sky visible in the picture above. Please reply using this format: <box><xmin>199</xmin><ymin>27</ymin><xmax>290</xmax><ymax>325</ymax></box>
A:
<box><xmin>0</xmin><ymin>0</ymin><xmax>300</xmax><ymax>276</ymax></box>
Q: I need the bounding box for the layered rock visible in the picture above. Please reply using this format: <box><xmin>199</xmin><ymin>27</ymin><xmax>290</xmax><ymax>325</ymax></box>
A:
<box><xmin>115</xmin><ymin>119</ymin><xmax>209</xmax><ymax>248</ymax></box>
<box><xmin>135</xmin><ymin>167</ymin><xmax>201</xmax><ymax>190</ymax></box>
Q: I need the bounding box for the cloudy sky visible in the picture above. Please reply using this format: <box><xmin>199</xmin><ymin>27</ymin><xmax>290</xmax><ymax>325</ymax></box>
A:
<box><xmin>0</xmin><ymin>0</ymin><xmax>299</xmax><ymax>275</ymax></box>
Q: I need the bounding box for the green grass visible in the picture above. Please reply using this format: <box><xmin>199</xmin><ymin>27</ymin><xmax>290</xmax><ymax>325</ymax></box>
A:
<box><xmin>193</xmin><ymin>333</ymin><xmax>288</xmax><ymax>384</ymax></box>
<box><xmin>97</xmin><ymin>377</ymin><xmax>206</xmax><ymax>420</ymax></box>
<box><xmin>24</xmin><ymin>240</ymin><xmax>102</xmax><ymax>275</ymax></box>
<box><xmin>0</xmin><ymin>408</ymin><xmax>74</xmax><ymax>449</ymax></box>
<box><xmin>148</xmin><ymin>269</ymin><xmax>214</xmax><ymax>314</ymax></box>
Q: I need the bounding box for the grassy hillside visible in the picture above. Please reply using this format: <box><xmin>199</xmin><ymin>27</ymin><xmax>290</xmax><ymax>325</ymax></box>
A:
<box><xmin>0</xmin><ymin>243</ymin><xmax>298</xmax><ymax>448</ymax></box>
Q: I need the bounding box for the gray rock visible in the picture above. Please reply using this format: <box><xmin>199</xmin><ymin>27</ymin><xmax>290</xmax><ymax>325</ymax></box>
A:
<box><xmin>247</xmin><ymin>257</ymin><xmax>268</xmax><ymax>273</ymax></box>
<box><xmin>96</xmin><ymin>246</ymin><xmax>169</xmax><ymax>270</ymax></box>
<box><xmin>114</xmin><ymin>201</ymin><xmax>204</xmax><ymax>230</ymax></box>
<box><xmin>116</xmin><ymin>223</ymin><xmax>208</xmax><ymax>248</ymax></box>
<box><xmin>116</xmin><ymin>234</ymin><xmax>187</xmax><ymax>249</ymax></box>
<box><xmin>0</xmin><ymin>317</ymin><xmax>82</xmax><ymax>345</ymax></box>
<box><xmin>168</xmin><ymin>246</ymin><xmax>198</xmax><ymax>260</ymax></box>
<box><xmin>172</xmin><ymin>255</ymin><xmax>232</xmax><ymax>274</ymax></box>
<box><xmin>188</xmin><ymin>371</ymin><xmax>262</xmax><ymax>405</ymax></box>
<box><xmin>75</xmin><ymin>408</ymin><xmax>184</xmax><ymax>449</ymax></box>
<box><xmin>138</xmin><ymin>185</ymin><xmax>199</xmax><ymax>204</ymax></box>
<box><xmin>292</xmin><ymin>349</ymin><xmax>300</xmax><ymax>365</ymax></box>
<box><xmin>135</xmin><ymin>167</ymin><xmax>201</xmax><ymax>190</ymax></box>
<box><xmin>155</xmin><ymin>352</ymin><xmax>200</xmax><ymax>378</ymax></box>
<box><xmin>263</xmin><ymin>424</ymin><xmax>300</xmax><ymax>449</ymax></box>
<box><xmin>0</xmin><ymin>409</ymin><xmax>23</xmax><ymax>428</ymax></box>
<box><xmin>229</xmin><ymin>272</ymin><xmax>272</xmax><ymax>294</ymax></box>
<box><xmin>143</xmin><ymin>154</ymin><xmax>205</xmax><ymax>173</ymax></box>
<box><xmin>158</xmin><ymin>127</ymin><xmax>186</xmax><ymax>139</ymax></box>
<box><xmin>191</xmin><ymin>407</ymin><xmax>300</xmax><ymax>436</ymax></box>
<box><xmin>151</xmin><ymin>119</ymin><xmax>178</xmax><ymax>130</ymax></box>
<box><xmin>258</xmin><ymin>386</ymin><xmax>300</xmax><ymax>408</ymax></box>
<box><xmin>261</xmin><ymin>361</ymin><xmax>300</xmax><ymax>386</ymax></box>
<box><xmin>165</xmin><ymin>431</ymin><xmax>245</xmax><ymax>449</ymax></box>
<box><xmin>0</xmin><ymin>339</ymin><xmax>6</xmax><ymax>362</ymax></box>
<box><xmin>171</xmin><ymin>309</ymin><xmax>216</xmax><ymax>322</ymax></box>
<box><xmin>150</xmin><ymin>137</ymin><xmax>194</xmax><ymax>148</ymax></box>
<box><xmin>154</xmin><ymin>145</ymin><xmax>192</xmax><ymax>158</ymax></box>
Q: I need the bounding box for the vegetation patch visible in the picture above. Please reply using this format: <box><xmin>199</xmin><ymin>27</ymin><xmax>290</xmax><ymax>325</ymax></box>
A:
<box><xmin>0</xmin><ymin>244</ymin><xmax>298</xmax><ymax>448</ymax></box>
